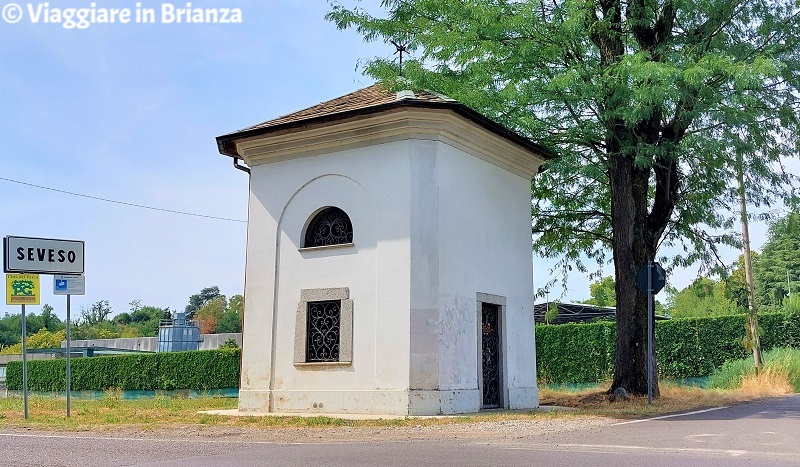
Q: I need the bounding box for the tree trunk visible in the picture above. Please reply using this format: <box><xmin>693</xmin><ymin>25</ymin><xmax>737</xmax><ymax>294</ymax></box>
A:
<box><xmin>608</xmin><ymin>152</ymin><xmax>660</xmax><ymax>397</ymax></box>
<box><xmin>738</xmin><ymin>158</ymin><xmax>763</xmax><ymax>368</ymax></box>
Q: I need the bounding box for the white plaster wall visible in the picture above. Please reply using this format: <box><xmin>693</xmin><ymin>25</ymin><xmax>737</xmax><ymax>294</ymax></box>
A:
<box><xmin>240</xmin><ymin>141</ymin><xmax>413</xmax><ymax>413</ymax></box>
<box><xmin>409</xmin><ymin>140</ymin><xmax>441</xmax><ymax>392</ymax></box>
<box><xmin>435</xmin><ymin>142</ymin><xmax>538</xmax><ymax>409</ymax></box>
<box><xmin>240</xmin><ymin>132</ymin><xmax>537</xmax><ymax>415</ymax></box>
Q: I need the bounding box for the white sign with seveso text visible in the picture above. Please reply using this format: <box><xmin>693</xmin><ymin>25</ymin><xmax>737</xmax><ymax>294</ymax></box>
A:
<box><xmin>3</xmin><ymin>236</ymin><xmax>85</xmax><ymax>275</ymax></box>
<box><xmin>54</xmin><ymin>275</ymin><xmax>86</xmax><ymax>296</ymax></box>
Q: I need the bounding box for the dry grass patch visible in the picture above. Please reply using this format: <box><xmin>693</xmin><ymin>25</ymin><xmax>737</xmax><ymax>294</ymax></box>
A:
<box><xmin>739</xmin><ymin>369</ymin><xmax>795</xmax><ymax>396</ymax></box>
<box><xmin>540</xmin><ymin>376</ymin><xmax>794</xmax><ymax>419</ymax></box>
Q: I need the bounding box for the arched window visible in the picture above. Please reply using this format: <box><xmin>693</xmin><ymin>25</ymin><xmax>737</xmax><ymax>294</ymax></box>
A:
<box><xmin>303</xmin><ymin>207</ymin><xmax>353</xmax><ymax>248</ymax></box>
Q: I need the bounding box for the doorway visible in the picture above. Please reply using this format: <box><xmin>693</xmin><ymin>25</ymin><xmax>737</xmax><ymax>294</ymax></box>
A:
<box><xmin>481</xmin><ymin>302</ymin><xmax>502</xmax><ymax>408</ymax></box>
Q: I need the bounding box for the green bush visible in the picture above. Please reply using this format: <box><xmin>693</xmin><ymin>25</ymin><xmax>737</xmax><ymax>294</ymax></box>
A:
<box><xmin>655</xmin><ymin>314</ymin><xmax>749</xmax><ymax>378</ymax></box>
<box><xmin>6</xmin><ymin>349</ymin><xmax>240</xmax><ymax>391</ymax></box>
<box><xmin>536</xmin><ymin>321</ymin><xmax>616</xmax><ymax>383</ymax></box>
<box><xmin>536</xmin><ymin>311</ymin><xmax>800</xmax><ymax>383</ymax></box>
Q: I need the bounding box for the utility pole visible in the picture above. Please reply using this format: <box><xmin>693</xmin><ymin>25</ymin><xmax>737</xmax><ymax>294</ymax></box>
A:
<box><xmin>737</xmin><ymin>155</ymin><xmax>762</xmax><ymax>369</ymax></box>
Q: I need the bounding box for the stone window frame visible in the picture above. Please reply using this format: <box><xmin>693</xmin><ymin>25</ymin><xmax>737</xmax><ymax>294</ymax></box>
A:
<box><xmin>476</xmin><ymin>292</ymin><xmax>507</xmax><ymax>409</ymax></box>
<box><xmin>294</xmin><ymin>287</ymin><xmax>353</xmax><ymax>367</ymax></box>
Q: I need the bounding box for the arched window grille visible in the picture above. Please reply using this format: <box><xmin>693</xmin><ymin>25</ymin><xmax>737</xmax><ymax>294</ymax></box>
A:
<box><xmin>303</xmin><ymin>207</ymin><xmax>353</xmax><ymax>248</ymax></box>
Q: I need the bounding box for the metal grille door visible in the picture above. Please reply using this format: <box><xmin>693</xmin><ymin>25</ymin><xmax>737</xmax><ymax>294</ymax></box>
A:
<box><xmin>481</xmin><ymin>303</ymin><xmax>501</xmax><ymax>408</ymax></box>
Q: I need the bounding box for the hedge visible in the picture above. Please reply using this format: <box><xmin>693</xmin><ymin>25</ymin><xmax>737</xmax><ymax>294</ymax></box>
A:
<box><xmin>536</xmin><ymin>311</ymin><xmax>800</xmax><ymax>383</ymax></box>
<box><xmin>5</xmin><ymin>349</ymin><xmax>240</xmax><ymax>391</ymax></box>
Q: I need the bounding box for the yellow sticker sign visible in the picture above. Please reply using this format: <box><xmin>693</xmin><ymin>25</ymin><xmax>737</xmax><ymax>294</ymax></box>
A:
<box><xmin>5</xmin><ymin>274</ymin><xmax>40</xmax><ymax>305</ymax></box>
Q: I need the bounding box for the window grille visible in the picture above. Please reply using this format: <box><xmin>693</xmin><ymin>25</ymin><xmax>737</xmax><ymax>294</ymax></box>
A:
<box><xmin>304</xmin><ymin>207</ymin><xmax>353</xmax><ymax>247</ymax></box>
<box><xmin>306</xmin><ymin>300</ymin><xmax>341</xmax><ymax>362</ymax></box>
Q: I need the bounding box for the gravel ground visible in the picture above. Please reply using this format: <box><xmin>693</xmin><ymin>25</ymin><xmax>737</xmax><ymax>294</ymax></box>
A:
<box><xmin>0</xmin><ymin>416</ymin><xmax>615</xmax><ymax>444</ymax></box>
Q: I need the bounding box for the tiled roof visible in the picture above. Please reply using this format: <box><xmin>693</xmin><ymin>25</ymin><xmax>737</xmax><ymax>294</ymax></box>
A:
<box><xmin>239</xmin><ymin>84</ymin><xmax>454</xmax><ymax>132</ymax></box>
<box><xmin>216</xmin><ymin>83</ymin><xmax>554</xmax><ymax>161</ymax></box>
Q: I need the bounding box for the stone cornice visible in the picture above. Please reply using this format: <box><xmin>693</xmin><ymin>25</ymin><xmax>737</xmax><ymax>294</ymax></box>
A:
<box><xmin>234</xmin><ymin>108</ymin><xmax>547</xmax><ymax>179</ymax></box>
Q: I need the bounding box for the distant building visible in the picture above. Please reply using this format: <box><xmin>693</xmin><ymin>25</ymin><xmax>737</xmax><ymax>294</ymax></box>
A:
<box><xmin>534</xmin><ymin>302</ymin><xmax>670</xmax><ymax>324</ymax></box>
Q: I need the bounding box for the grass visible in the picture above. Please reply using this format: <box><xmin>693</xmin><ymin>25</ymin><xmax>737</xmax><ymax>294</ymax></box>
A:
<box><xmin>539</xmin><ymin>380</ymin><xmax>794</xmax><ymax>418</ymax></box>
<box><xmin>0</xmin><ymin>393</ymin><xmax>577</xmax><ymax>431</ymax></box>
<box><xmin>708</xmin><ymin>347</ymin><xmax>800</xmax><ymax>392</ymax></box>
<box><xmin>0</xmin><ymin>361</ymin><xmax>797</xmax><ymax>431</ymax></box>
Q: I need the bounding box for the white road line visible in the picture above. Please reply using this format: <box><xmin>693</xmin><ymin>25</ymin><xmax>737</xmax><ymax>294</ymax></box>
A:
<box><xmin>610</xmin><ymin>406</ymin><xmax>729</xmax><ymax>425</ymax></box>
<box><xmin>495</xmin><ymin>443</ymin><xmax>784</xmax><ymax>458</ymax></box>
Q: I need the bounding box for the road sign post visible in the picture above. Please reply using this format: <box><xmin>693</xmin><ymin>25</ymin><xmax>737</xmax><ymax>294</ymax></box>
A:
<box><xmin>4</xmin><ymin>237</ymin><xmax>85</xmax><ymax>420</ymax></box>
<box><xmin>66</xmin><ymin>295</ymin><xmax>71</xmax><ymax>417</ymax></box>
<box><xmin>647</xmin><ymin>262</ymin><xmax>653</xmax><ymax>405</ymax></box>
<box><xmin>636</xmin><ymin>261</ymin><xmax>666</xmax><ymax>405</ymax></box>
<box><xmin>5</xmin><ymin>273</ymin><xmax>39</xmax><ymax>419</ymax></box>
<box><xmin>21</xmin><ymin>304</ymin><xmax>28</xmax><ymax>419</ymax></box>
<box><xmin>53</xmin><ymin>274</ymin><xmax>85</xmax><ymax>418</ymax></box>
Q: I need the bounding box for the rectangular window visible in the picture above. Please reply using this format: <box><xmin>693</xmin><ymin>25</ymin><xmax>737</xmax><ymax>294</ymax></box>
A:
<box><xmin>294</xmin><ymin>288</ymin><xmax>353</xmax><ymax>366</ymax></box>
<box><xmin>306</xmin><ymin>300</ymin><xmax>341</xmax><ymax>362</ymax></box>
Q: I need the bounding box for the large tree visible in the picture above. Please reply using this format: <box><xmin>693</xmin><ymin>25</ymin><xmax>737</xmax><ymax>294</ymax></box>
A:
<box><xmin>329</xmin><ymin>0</ymin><xmax>800</xmax><ymax>395</ymax></box>
<box><xmin>185</xmin><ymin>286</ymin><xmax>223</xmax><ymax>320</ymax></box>
<box><xmin>754</xmin><ymin>210</ymin><xmax>800</xmax><ymax>306</ymax></box>
<box><xmin>582</xmin><ymin>276</ymin><xmax>617</xmax><ymax>307</ymax></box>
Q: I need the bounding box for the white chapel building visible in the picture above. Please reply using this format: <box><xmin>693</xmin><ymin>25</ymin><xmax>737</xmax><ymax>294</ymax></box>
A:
<box><xmin>216</xmin><ymin>84</ymin><xmax>551</xmax><ymax>415</ymax></box>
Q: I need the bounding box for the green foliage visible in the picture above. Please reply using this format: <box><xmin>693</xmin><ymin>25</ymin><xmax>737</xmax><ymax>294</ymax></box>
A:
<box><xmin>754</xmin><ymin>211</ymin><xmax>800</xmax><ymax>308</ymax></box>
<box><xmin>220</xmin><ymin>338</ymin><xmax>239</xmax><ymax>349</ymax></box>
<box><xmin>0</xmin><ymin>305</ymin><xmax>65</xmax><ymax>348</ymax></box>
<box><xmin>582</xmin><ymin>276</ymin><xmax>616</xmax><ymax>308</ymax></box>
<box><xmin>708</xmin><ymin>347</ymin><xmax>800</xmax><ymax>392</ymax></box>
<box><xmin>195</xmin><ymin>294</ymin><xmax>243</xmax><ymax>334</ymax></box>
<box><xmin>706</xmin><ymin>356</ymin><xmax>758</xmax><ymax>390</ymax></box>
<box><xmin>0</xmin><ymin>329</ymin><xmax>66</xmax><ymax>354</ymax></box>
<box><xmin>69</xmin><ymin>300</ymin><xmax>171</xmax><ymax>340</ymax></box>
<box><xmin>80</xmin><ymin>300</ymin><xmax>112</xmax><ymax>326</ymax></box>
<box><xmin>785</xmin><ymin>295</ymin><xmax>800</xmax><ymax>314</ymax></box>
<box><xmin>655</xmin><ymin>315</ymin><xmax>749</xmax><ymax>378</ymax></box>
<box><xmin>156</xmin><ymin>350</ymin><xmax>241</xmax><ymax>390</ymax></box>
<box><xmin>330</xmin><ymin>0</ymin><xmax>800</xmax><ymax>391</ymax></box>
<box><xmin>328</xmin><ymin>0</ymin><xmax>800</xmax><ymax>279</ymax></box>
<box><xmin>5</xmin><ymin>349</ymin><xmax>241</xmax><ymax>392</ymax></box>
<box><xmin>536</xmin><ymin>322</ymin><xmax>616</xmax><ymax>383</ymax></box>
<box><xmin>544</xmin><ymin>302</ymin><xmax>559</xmax><ymax>325</ymax></box>
<box><xmin>536</xmin><ymin>311</ymin><xmax>800</xmax><ymax>383</ymax></box>
<box><xmin>666</xmin><ymin>277</ymin><xmax>739</xmax><ymax>318</ymax></box>
<box><xmin>115</xmin><ymin>301</ymin><xmax>171</xmax><ymax>337</ymax></box>
<box><xmin>185</xmin><ymin>286</ymin><xmax>222</xmax><ymax>319</ymax></box>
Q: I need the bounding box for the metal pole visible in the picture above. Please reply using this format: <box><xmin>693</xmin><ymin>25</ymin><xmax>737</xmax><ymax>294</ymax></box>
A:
<box><xmin>647</xmin><ymin>261</ymin><xmax>653</xmax><ymax>405</ymax></box>
<box><xmin>66</xmin><ymin>294</ymin><xmax>71</xmax><ymax>417</ymax></box>
<box><xmin>21</xmin><ymin>304</ymin><xmax>28</xmax><ymax>419</ymax></box>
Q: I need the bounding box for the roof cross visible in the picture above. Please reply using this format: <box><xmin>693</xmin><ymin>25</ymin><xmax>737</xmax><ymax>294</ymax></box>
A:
<box><xmin>390</xmin><ymin>40</ymin><xmax>408</xmax><ymax>76</ymax></box>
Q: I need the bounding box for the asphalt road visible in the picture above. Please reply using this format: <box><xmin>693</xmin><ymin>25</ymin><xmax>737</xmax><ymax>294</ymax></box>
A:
<box><xmin>1</xmin><ymin>395</ymin><xmax>798</xmax><ymax>466</ymax></box>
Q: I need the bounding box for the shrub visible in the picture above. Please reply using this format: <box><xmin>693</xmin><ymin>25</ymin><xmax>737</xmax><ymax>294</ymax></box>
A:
<box><xmin>536</xmin><ymin>311</ymin><xmax>800</xmax><ymax>383</ymax></box>
<box><xmin>655</xmin><ymin>314</ymin><xmax>749</xmax><ymax>378</ymax></box>
<box><xmin>536</xmin><ymin>321</ymin><xmax>616</xmax><ymax>383</ymax></box>
<box><xmin>6</xmin><ymin>349</ymin><xmax>240</xmax><ymax>391</ymax></box>
<box><xmin>220</xmin><ymin>338</ymin><xmax>239</xmax><ymax>349</ymax></box>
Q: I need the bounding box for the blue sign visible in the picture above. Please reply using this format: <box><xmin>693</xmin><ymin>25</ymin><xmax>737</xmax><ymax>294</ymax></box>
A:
<box><xmin>53</xmin><ymin>275</ymin><xmax>85</xmax><ymax>295</ymax></box>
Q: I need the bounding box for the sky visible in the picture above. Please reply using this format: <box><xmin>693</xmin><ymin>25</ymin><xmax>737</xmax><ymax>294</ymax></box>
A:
<box><xmin>0</xmin><ymin>1</ymin><xmax>796</xmax><ymax>322</ymax></box>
